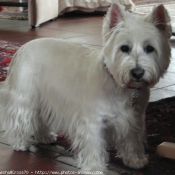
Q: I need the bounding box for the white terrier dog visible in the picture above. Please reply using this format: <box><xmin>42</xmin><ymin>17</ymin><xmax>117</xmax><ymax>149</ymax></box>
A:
<box><xmin>0</xmin><ymin>2</ymin><xmax>172</xmax><ymax>174</ymax></box>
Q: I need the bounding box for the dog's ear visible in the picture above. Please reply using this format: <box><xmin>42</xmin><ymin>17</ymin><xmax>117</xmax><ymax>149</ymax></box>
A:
<box><xmin>146</xmin><ymin>4</ymin><xmax>172</xmax><ymax>38</ymax></box>
<box><xmin>102</xmin><ymin>3</ymin><xmax>124</xmax><ymax>42</ymax></box>
<box><xmin>110</xmin><ymin>3</ymin><xmax>124</xmax><ymax>29</ymax></box>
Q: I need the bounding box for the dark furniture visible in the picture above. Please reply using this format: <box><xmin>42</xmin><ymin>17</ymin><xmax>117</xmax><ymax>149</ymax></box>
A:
<box><xmin>0</xmin><ymin>1</ymin><xmax>28</xmax><ymax>7</ymax></box>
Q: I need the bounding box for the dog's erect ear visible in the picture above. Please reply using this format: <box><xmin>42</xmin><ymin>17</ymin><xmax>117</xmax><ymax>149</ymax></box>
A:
<box><xmin>110</xmin><ymin>3</ymin><xmax>124</xmax><ymax>29</ymax></box>
<box><xmin>146</xmin><ymin>4</ymin><xmax>172</xmax><ymax>38</ymax></box>
<box><xmin>102</xmin><ymin>3</ymin><xmax>124</xmax><ymax>42</ymax></box>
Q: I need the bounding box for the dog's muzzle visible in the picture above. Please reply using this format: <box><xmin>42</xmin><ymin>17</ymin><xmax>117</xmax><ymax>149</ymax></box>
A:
<box><xmin>126</xmin><ymin>68</ymin><xmax>147</xmax><ymax>89</ymax></box>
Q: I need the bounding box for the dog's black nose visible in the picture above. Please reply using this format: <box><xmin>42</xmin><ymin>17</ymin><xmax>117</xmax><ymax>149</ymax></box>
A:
<box><xmin>131</xmin><ymin>68</ymin><xmax>145</xmax><ymax>80</ymax></box>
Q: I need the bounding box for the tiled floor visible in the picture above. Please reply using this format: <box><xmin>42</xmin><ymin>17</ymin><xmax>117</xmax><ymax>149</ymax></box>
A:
<box><xmin>0</xmin><ymin>10</ymin><xmax>175</xmax><ymax>175</ymax></box>
<box><xmin>150</xmin><ymin>38</ymin><xmax>175</xmax><ymax>101</ymax></box>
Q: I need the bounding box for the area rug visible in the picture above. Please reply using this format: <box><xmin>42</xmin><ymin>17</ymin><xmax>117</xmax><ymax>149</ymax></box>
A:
<box><xmin>0</xmin><ymin>39</ymin><xmax>175</xmax><ymax>175</ymax></box>
<box><xmin>0</xmin><ymin>5</ymin><xmax>28</xmax><ymax>20</ymax></box>
<box><xmin>0</xmin><ymin>40</ymin><xmax>21</xmax><ymax>81</ymax></box>
<box><xmin>0</xmin><ymin>11</ymin><xmax>28</xmax><ymax>20</ymax></box>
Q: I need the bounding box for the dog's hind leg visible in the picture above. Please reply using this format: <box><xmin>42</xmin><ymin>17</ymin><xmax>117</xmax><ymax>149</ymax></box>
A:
<box><xmin>0</xmin><ymin>84</ymin><xmax>39</xmax><ymax>151</ymax></box>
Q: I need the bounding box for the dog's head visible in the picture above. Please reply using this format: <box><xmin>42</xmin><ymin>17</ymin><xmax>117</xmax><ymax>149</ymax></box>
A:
<box><xmin>102</xmin><ymin>3</ymin><xmax>172</xmax><ymax>89</ymax></box>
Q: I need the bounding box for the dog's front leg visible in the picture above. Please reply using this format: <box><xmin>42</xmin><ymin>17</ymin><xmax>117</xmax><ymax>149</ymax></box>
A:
<box><xmin>71</xmin><ymin>118</ymin><xmax>108</xmax><ymax>174</ymax></box>
<box><xmin>115</xmin><ymin>115</ymin><xmax>148</xmax><ymax>169</ymax></box>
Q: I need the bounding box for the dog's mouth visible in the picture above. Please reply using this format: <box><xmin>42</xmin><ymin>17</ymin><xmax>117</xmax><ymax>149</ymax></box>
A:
<box><xmin>125</xmin><ymin>80</ymin><xmax>149</xmax><ymax>89</ymax></box>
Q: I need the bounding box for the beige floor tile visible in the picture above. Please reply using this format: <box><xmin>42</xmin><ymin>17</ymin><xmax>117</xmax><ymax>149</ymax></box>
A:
<box><xmin>150</xmin><ymin>89</ymin><xmax>175</xmax><ymax>102</ymax></box>
<box><xmin>154</xmin><ymin>72</ymin><xmax>175</xmax><ymax>88</ymax></box>
<box><xmin>167</xmin><ymin>61</ymin><xmax>175</xmax><ymax>73</ymax></box>
<box><xmin>164</xmin><ymin>85</ymin><xmax>175</xmax><ymax>91</ymax></box>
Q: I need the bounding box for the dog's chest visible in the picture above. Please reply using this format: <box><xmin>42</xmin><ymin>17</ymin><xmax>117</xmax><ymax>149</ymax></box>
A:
<box><xmin>97</xmin><ymin>87</ymin><xmax>132</xmax><ymax>119</ymax></box>
<box><xmin>98</xmin><ymin>86</ymin><xmax>149</xmax><ymax>121</ymax></box>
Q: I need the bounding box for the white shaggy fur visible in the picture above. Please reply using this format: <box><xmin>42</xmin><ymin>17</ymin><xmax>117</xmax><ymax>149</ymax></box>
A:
<box><xmin>0</xmin><ymin>2</ymin><xmax>172</xmax><ymax>174</ymax></box>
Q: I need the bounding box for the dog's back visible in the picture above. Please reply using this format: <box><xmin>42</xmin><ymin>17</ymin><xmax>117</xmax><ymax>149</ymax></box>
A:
<box><xmin>0</xmin><ymin>38</ymin><xmax>105</xmax><ymax>149</ymax></box>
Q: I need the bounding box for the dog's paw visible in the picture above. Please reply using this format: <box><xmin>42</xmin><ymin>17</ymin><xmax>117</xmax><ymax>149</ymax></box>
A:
<box><xmin>123</xmin><ymin>155</ymin><xmax>148</xmax><ymax>169</ymax></box>
<box><xmin>12</xmin><ymin>144</ymin><xmax>29</xmax><ymax>151</ymax></box>
<box><xmin>36</xmin><ymin>132</ymin><xmax>57</xmax><ymax>144</ymax></box>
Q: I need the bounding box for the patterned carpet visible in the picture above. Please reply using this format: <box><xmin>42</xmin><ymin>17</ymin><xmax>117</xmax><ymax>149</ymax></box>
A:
<box><xmin>0</xmin><ymin>3</ymin><xmax>28</xmax><ymax>20</ymax></box>
<box><xmin>0</xmin><ymin>11</ymin><xmax>27</xmax><ymax>20</ymax></box>
<box><xmin>0</xmin><ymin>40</ymin><xmax>21</xmax><ymax>81</ymax></box>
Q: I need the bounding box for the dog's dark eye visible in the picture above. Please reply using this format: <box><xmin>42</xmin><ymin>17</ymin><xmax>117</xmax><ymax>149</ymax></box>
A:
<box><xmin>145</xmin><ymin>45</ymin><xmax>154</xmax><ymax>54</ymax></box>
<box><xmin>120</xmin><ymin>45</ymin><xmax>130</xmax><ymax>53</ymax></box>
